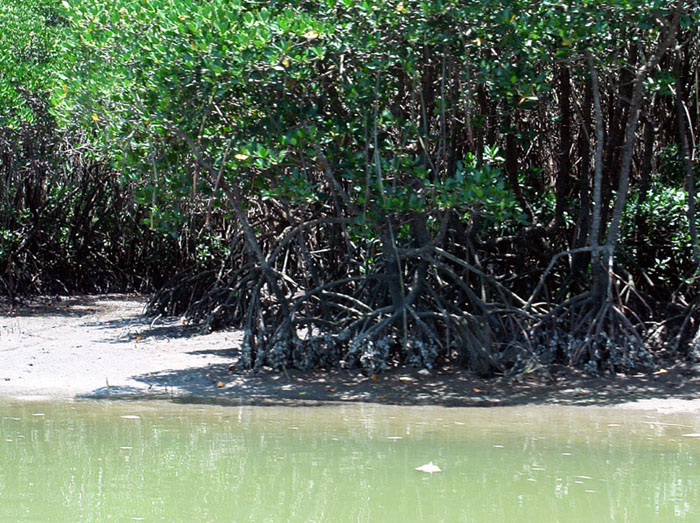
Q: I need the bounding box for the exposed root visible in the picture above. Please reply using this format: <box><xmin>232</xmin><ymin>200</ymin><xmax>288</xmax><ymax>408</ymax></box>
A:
<box><xmin>144</xmin><ymin>199</ymin><xmax>682</xmax><ymax>378</ymax></box>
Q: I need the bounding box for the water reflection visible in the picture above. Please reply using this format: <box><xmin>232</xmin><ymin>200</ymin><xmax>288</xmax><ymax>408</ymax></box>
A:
<box><xmin>1</xmin><ymin>401</ymin><xmax>699</xmax><ymax>521</ymax></box>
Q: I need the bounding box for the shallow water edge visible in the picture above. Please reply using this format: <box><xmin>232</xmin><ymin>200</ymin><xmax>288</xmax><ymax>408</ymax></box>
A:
<box><xmin>2</xmin><ymin>398</ymin><xmax>700</xmax><ymax>521</ymax></box>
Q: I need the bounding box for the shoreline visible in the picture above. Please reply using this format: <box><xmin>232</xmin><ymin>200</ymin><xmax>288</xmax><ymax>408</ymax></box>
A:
<box><xmin>2</xmin><ymin>295</ymin><xmax>700</xmax><ymax>412</ymax></box>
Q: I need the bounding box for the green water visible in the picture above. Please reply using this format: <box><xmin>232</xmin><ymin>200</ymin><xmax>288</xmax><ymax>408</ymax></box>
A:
<box><xmin>1</xmin><ymin>400</ymin><xmax>699</xmax><ymax>521</ymax></box>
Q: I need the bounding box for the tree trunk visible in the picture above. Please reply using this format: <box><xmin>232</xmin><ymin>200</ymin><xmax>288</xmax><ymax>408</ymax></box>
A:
<box><xmin>603</xmin><ymin>7</ymin><xmax>681</xmax><ymax>262</ymax></box>
<box><xmin>586</xmin><ymin>52</ymin><xmax>606</xmax><ymax>302</ymax></box>
<box><xmin>553</xmin><ymin>63</ymin><xmax>573</xmax><ymax>229</ymax></box>
<box><xmin>676</xmin><ymin>57</ymin><xmax>699</xmax><ymax>269</ymax></box>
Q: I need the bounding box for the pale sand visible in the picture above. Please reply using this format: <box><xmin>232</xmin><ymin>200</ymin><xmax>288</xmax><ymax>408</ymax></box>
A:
<box><xmin>2</xmin><ymin>295</ymin><xmax>700</xmax><ymax>412</ymax></box>
<box><xmin>0</xmin><ymin>295</ymin><xmax>240</xmax><ymax>400</ymax></box>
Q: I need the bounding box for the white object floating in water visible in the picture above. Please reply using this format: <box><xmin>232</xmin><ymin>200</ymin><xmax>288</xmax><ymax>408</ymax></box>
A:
<box><xmin>681</xmin><ymin>433</ymin><xmax>700</xmax><ymax>437</ymax></box>
<box><xmin>415</xmin><ymin>461</ymin><xmax>442</xmax><ymax>474</ymax></box>
<box><xmin>120</xmin><ymin>415</ymin><xmax>140</xmax><ymax>420</ymax></box>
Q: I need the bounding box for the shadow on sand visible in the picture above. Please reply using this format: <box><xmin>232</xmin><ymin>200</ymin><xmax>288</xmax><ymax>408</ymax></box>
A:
<box><xmin>2</xmin><ymin>294</ymin><xmax>148</xmax><ymax>319</ymax></box>
<box><xmin>82</xmin><ymin>348</ymin><xmax>700</xmax><ymax>409</ymax></box>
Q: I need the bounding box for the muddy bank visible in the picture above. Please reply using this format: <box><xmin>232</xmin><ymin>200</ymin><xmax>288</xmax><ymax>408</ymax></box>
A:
<box><xmin>1</xmin><ymin>295</ymin><xmax>700</xmax><ymax>412</ymax></box>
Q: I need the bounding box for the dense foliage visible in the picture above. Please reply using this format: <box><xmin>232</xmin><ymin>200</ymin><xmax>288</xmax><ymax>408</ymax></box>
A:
<box><xmin>2</xmin><ymin>0</ymin><xmax>700</xmax><ymax>376</ymax></box>
<box><xmin>1</xmin><ymin>0</ymin><xmax>203</xmax><ymax>296</ymax></box>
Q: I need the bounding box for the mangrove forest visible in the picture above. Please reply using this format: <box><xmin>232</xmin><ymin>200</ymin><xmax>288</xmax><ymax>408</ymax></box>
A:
<box><xmin>2</xmin><ymin>0</ymin><xmax>700</xmax><ymax>377</ymax></box>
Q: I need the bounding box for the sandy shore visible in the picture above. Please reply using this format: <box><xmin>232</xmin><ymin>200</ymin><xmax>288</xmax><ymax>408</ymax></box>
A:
<box><xmin>2</xmin><ymin>295</ymin><xmax>700</xmax><ymax>412</ymax></box>
<box><xmin>0</xmin><ymin>295</ymin><xmax>241</xmax><ymax>400</ymax></box>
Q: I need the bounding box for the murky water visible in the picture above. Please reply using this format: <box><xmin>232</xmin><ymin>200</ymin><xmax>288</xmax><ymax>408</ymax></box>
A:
<box><xmin>1</xmin><ymin>400</ymin><xmax>699</xmax><ymax>521</ymax></box>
